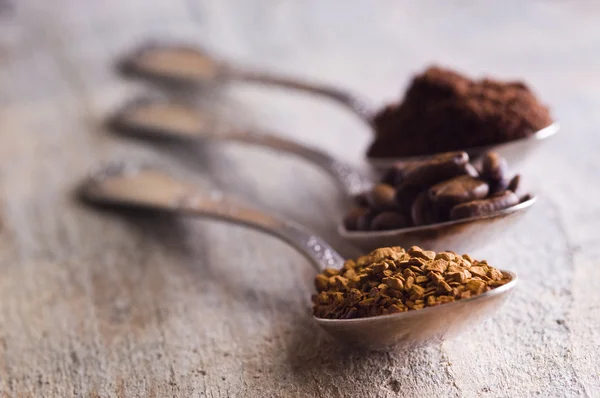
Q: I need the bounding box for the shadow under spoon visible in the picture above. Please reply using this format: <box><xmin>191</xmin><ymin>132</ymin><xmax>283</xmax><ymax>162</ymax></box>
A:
<box><xmin>78</xmin><ymin>163</ymin><xmax>518</xmax><ymax>351</ymax></box>
<box><xmin>107</xmin><ymin>97</ymin><xmax>538</xmax><ymax>253</ymax></box>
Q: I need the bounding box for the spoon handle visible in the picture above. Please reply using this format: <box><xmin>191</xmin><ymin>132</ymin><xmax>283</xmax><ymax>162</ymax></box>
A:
<box><xmin>226</xmin><ymin>67</ymin><xmax>377</xmax><ymax>123</ymax></box>
<box><xmin>213</xmin><ymin>125</ymin><xmax>374</xmax><ymax>198</ymax></box>
<box><xmin>81</xmin><ymin>165</ymin><xmax>346</xmax><ymax>272</ymax></box>
<box><xmin>109</xmin><ymin>99</ymin><xmax>374</xmax><ymax>198</ymax></box>
<box><xmin>176</xmin><ymin>192</ymin><xmax>345</xmax><ymax>271</ymax></box>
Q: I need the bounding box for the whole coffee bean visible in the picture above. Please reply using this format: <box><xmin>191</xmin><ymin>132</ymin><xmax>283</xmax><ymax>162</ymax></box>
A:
<box><xmin>367</xmin><ymin>183</ymin><xmax>397</xmax><ymax>211</ymax></box>
<box><xmin>489</xmin><ymin>178</ymin><xmax>510</xmax><ymax>195</ymax></box>
<box><xmin>449</xmin><ymin>191</ymin><xmax>520</xmax><ymax>220</ymax></box>
<box><xmin>357</xmin><ymin>210</ymin><xmax>376</xmax><ymax>230</ymax></box>
<box><xmin>429</xmin><ymin>175</ymin><xmax>490</xmax><ymax>208</ymax></box>
<box><xmin>380</xmin><ymin>163</ymin><xmax>407</xmax><ymax>187</ymax></box>
<box><xmin>343</xmin><ymin>207</ymin><xmax>369</xmax><ymax>231</ymax></box>
<box><xmin>481</xmin><ymin>152</ymin><xmax>508</xmax><ymax>182</ymax></box>
<box><xmin>508</xmin><ymin>174</ymin><xmax>521</xmax><ymax>193</ymax></box>
<box><xmin>401</xmin><ymin>151</ymin><xmax>469</xmax><ymax>187</ymax></box>
<box><xmin>352</xmin><ymin>192</ymin><xmax>369</xmax><ymax>207</ymax></box>
<box><xmin>464</xmin><ymin>163</ymin><xmax>480</xmax><ymax>178</ymax></box>
<box><xmin>411</xmin><ymin>191</ymin><xmax>439</xmax><ymax>226</ymax></box>
<box><xmin>370</xmin><ymin>211</ymin><xmax>409</xmax><ymax>231</ymax></box>
<box><xmin>395</xmin><ymin>185</ymin><xmax>422</xmax><ymax>212</ymax></box>
<box><xmin>520</xmin><ymin>193</ymin><xmax>532</xmax><ymax>203</ymax></box>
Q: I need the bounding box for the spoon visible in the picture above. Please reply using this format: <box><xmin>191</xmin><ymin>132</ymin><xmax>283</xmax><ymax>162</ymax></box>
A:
<box><xmin>108</xmin><ymin>96</ymin><xmax>373</xmax><ymax>198</ymax></box>
<box><xmin>78</xmin><ymin>163</ymin><xmax>518</xmax><ymax>351</ymax></box>
<box><xmin>117</xmin><ymin>41</ymin><xmax>377</xmax><ymax>124</ymax></box>
<box><xmin>108</xmin><ymin>96</ymin><xmax>538</xmax><ymax>253</ymax></box>
<box><xmin>117</xmin><ymin>41</ymin><xmax>560</xmax><ymax>166</ymax></box>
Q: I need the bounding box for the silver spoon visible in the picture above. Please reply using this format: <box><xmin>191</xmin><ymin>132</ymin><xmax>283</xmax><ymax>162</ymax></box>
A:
<box><xmin>117</xmin><ymin>41</ymin><xmax>560</xmax><ymax>166</ymax></box>
<box><xmin>117</xmin><ymin>42</ymin><xmax>377</xmax><ymax>123</ymax></box>
<box><xmin>108</xmin><ymin>97</ymin><xmax>538</xmax><ymax>253</ymax></box>
<box><xmin>78</xmin><ymin>163</ymin><xmax>518</xmax><ymax>351</ymax></box>
<box><xmin>108</xmin><ymin>96</ymin><xmax>373</xmax><ymax>198</ymax></box>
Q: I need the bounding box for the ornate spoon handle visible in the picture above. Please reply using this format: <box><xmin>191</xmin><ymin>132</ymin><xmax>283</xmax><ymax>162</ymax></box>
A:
<box><xmin>177</xmin><ymin>192</ymin><xmax>345</xmax><ymax>272</ymax></box>
<box><xmin>80</xmin><ymin>165</ymin><xmax>345</xmax><ymax>272</ymax></box>
<box><xmin>212</xmin><ymin>125</ymin><xmax>374</xmax><ymax>198</ymax></box>
<box><xmin>226</xmin><ymin>67</ymin><xmax>377</xmax><ymax>123</ymax></box>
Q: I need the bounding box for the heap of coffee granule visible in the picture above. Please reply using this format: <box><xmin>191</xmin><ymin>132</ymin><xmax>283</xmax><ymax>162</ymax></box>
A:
<box><xmin>312</xmin><ymin>246</ymin><xmax>510</xmax><ymax>320</ymax></box>
<box><xmin>367</xmin><ymin>66</ymin><xmax>553</xmax><ymax>158</ymax></box>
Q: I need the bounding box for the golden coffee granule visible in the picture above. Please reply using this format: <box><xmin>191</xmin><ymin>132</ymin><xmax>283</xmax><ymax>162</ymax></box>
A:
<box><xmin>312</xmin><ymin>246</ymin><xmax>510</xmax><ymax>319</ymax></box>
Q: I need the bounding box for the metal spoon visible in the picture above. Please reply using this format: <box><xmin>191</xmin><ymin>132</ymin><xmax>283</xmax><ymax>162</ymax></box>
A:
<box><xmin>117</xmin><ymin>41</ymin><xmax>560</xmax><ymax>165</ymax></box>
<box><xmin>78</xmin><ymin>163</ymin><xmax>518</xmax><ymax>351</ymax></box>
<box><xmin>108</xmin><ymin>96</ymin><xmax>538</xmax><ymax>253</ymax></box>
<box><xmin>108</xmin><ymin>96</ymin><xmax>374</xmax><ymax>198</ymax></box>
<box><xmin>117</xmin><ymin>42</ymin><xmax>377</xmax><ymax>123</ymax></box>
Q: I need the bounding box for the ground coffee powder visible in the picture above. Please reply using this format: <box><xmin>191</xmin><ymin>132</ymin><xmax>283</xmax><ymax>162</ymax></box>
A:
<box><xmin>368</xmin><ymin>66</ymin><xmax>553</xmax><ymax>158</ymax></box>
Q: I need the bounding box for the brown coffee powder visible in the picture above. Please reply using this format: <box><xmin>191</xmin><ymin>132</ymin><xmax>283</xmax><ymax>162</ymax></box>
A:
<box><xmin>368</xmin><ymin>66</ymin><xmax>553</xmax><ymax>158</ymax></box>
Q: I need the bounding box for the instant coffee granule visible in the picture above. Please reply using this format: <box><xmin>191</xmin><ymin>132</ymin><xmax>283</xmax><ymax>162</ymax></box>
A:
<box><xmin>368</xmin><ymin>66</ymin><xmax>553</xmax><ymax>158</ymax></box>
<box><xmin>312</xmin><ymin>246</ymin><xmax>510</xmax><ymax>320</ymax></box>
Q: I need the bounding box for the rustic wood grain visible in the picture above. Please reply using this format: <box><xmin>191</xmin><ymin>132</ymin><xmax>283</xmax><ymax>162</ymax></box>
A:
<box><xmin>1</xmin><ymin>1</ymin><xmax>599</xmax><ymax>397</ymax></box>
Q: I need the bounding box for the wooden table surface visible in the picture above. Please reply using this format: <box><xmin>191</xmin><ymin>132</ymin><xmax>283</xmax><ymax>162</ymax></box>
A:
<box><xmin>1</xmin><ymin>1</ymin><xmax>599</xmax><ymax>397</ymax></box>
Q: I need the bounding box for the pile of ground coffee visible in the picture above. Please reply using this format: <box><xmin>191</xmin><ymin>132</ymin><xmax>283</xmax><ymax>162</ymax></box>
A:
<box><xmin>367</xmin><ymin>66</ymin><xmax>553</xmax><ymax>158</ymax></box>
<box><xmin>312</xmin><ymin>246</ymin><xmax>510</xmax><ymax>319</ymax></box>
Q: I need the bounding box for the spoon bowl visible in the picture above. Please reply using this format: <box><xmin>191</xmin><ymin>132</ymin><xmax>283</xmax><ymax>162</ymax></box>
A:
<box><xmin>79</xmin><ymin>163</ymin><xmax>517</xmax><ymax>351</ymax></box>
<box><xmin>339</xmin><ymin>196</ymin><xmax>536</xmax><ymax>253</ymax></box>
<box><xmin>118</xmin><ymin>42</ymin><xmax>226</xmax><ymax>87</ymax></box>
<box><xmin>367</xmin><ymin>123</ymin><xmax>560</xmax><ymax>171</ymax></box>
<box><xmin>315</xmin><ymin>270</ymin><xmax>516</xmax><ymax>350</ymax></box>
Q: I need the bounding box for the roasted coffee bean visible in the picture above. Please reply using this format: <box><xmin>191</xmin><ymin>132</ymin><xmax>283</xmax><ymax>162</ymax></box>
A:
<box><xmin>395</xmin><ymin>185</ymin><xmax>423</xmax><ymax>212</ymax></box>
<box><xmin>520</xmin><ymin>193</ymin><xmax>532</xmax><ymax>203</ymax></box>
<box><xmin>482</xmin><ymin>152</ymin><xmax>508</xmax><ymax>182</ymax></box>
<box><xmin>367</xmin><ymin>183</ymin><xmax>397</xmax><ymax>210</ymax></box>
<box><xmin>357</xmin><ymin>209</ymin><xmax>376</xmax><ymax>230</ymax></box>
<box><xmin>464</xmin><ymin>163</ymin><xmax>480</xmax><ymax>178</ymax></box>
<box><xmin>380</xmin><ymin>163</ymin><xmax>406</xmax><ymax>187</ymax></box>
<box><xmin>352</xmin><ymin>192</ymin><xmax>369</xmax><ymax>207</ymax></box>
<box><xmin>489</xmin><ymin>178</ymin><xmax>510</xmax><ymax>195</ymax></box>
<box><xmin>370</xmin><ymin>211</ymin><xmax>409</xmax><ymax>231</ymax></box>
<box><xmin>345</xmin><ymin>150</ymin><xmax>530</xmax><ymax>230</ymax></box>
<box><xmin>508</xmin><ymin>174</ymin><xmax>521</xmax><ymax>193</ymax></box>
<box><xmin>411</xmin><ymin>191</ymin><xmax>438</xmax><ymax>226</ymax></box>
<box><xmin>449</xmin><ymin>191</ymin><xmax>520</xmax><ymax>220</ymax></box>
<box><xmin>400</xmin><ymin>151</ymin><xmax>470</xmax><ymax>187</ymax></box>
<box><xmin>395</xmin><ymin>152</ymin><xmax>473</xmax><ymax>212</ymax></box>
<box><xmin>429</xmin><ymin>175</ymin><xmax>489</xmax><ymax>208</ymax></box>
<box><xmin>343</xmin><ymin>207</ymin><xmax>369</xmax><ymax>231</ymax></box>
